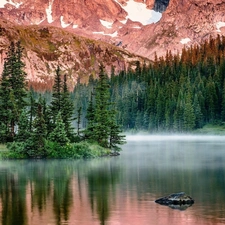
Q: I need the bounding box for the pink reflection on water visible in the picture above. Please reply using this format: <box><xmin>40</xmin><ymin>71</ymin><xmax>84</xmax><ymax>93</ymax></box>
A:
<box><xmin>22</xmin><ymin>179</ymin><xmax>225</xmax><ymax>225</ymax></box>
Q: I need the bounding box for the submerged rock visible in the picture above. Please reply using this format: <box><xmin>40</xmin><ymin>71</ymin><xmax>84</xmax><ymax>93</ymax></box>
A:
<box><xmin>110</xmin><ymin>152</ymin><xmax>120</xmax><ymax>156</ymax></box>
<box><xmin>155</xmin><ymin>192</ymin><xmax>194</xmax><ymax>207</ymax></box>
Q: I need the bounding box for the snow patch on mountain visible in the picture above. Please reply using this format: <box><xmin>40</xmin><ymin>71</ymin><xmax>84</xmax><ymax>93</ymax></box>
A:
<box><xmin>46</xmin><ymin>0</ymin><xmax>54</xmax><ymax>23</ymax></box>
<box><xmin>73</xmin><ymin>24</ymin><xmax>78</xmax><ymax>29</ymax></box>
<box><xmin>93</xmin><ymin>31</ymin><xmax>118</xmax><ymax>37</ymax></box>
<box><xmin>0</xmin><ymin>0</ymin><xmax>7</xmax><ymax>8</ymax></box>
<box><xmin>180</xmin><ymin>38</ymin><xmax>191</xmax><ymax>44</ymax></box>
<box><xmin>114</xmin><ymin>0</ymin><xmax>162</xmax><ymax>25</ymax></box>
<box><xmin>0</xmin><ymin>0</ymin><xmax>22</xmax><ymax>8</ymax></box>
<box><xmin>216</xmin><ymin>22</ymin><xmax>225</xmax><ymax>32</ymax></box>
<box><xmin>60</xmin><ymin>16</ymin><xmax>71</xmax><ymax>28</ymax></box>
<box><xmin>100</xmin><ymin>20</ymin><xmax>113</xmax><ymax>29</ymax></box>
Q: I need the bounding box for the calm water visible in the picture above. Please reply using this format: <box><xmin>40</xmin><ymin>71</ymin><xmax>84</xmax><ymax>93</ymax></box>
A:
<box><xmin>1</xmin><ymin>135</ymin><xmax>225</xmax><ymax>225</ymax></box>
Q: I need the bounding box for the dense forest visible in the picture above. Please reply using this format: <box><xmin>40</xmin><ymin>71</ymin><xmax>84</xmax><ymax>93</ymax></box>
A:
<box><xmin>1</xmin><ymin>35</ymin><xmax>225</xmax><ymax>157</ymax></box>
<box><xmin>73</xmin><ymin>35</ymin><xmax>225</xmax><ymax>132</ymax></box>
<box><xmin>0</xmin><ymin>42</ymin><xmax>125</xmax><ymax>158</ymax></box>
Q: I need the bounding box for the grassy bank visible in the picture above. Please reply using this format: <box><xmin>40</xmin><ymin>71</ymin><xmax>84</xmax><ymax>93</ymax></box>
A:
<box><xmin>0</xmin><ymin>144</ymin><xmax>8</xmax><ymax>152</ymax></box>
<box><xmin>0</xmin><ymin>141</ymin><xmax>111</xmax><ymax>159</ymax></box>
<box><xmin>194</xmin><ymin>124</ymin><xmax>225</xmax><ymax>135</ymax></box>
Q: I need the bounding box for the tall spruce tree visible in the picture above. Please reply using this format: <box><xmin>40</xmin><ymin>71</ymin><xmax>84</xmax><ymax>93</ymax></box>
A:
<box><xmin>26</xmin><ymin>98</ymin><xmax>47</xmax><ymax>158</ymax></box>
<box><xmin>108</xmin><ymin>106</ymin><xmax>126</xmax><ymax>152</ymax></box>
<box><xmin>49</xmin><ymin>112</ymin><xmax>69</xmax><ymax>146</ymax></box>
<box><xmin>92</xmin><ymin>64</ymin><xmax>111</xmax><ymax>148</ymax></box>
<box><xmin>0</xmin><ymin>41</ymin><xmax>27</xmax><ymax>141</ymax></box>
<box><xmin>51</xmin><ymin>66</ymin><xmax>62</xmax><ymax>124</ymax></box>
<box><xmin>85</xmin><ymin>92</ymin><xmax>95</xmax><ymax>140</ymax></box>
<box><xmin>16</xmin><ymin>108</ymin><xmax>30</xmax><ymax>142</ymax></box>
<box><xmin>85</xmin><ymin>65</ymin><xmax>126</xmax><ymax>150</ymax></box>
<box><xmin>61</xmin><ymin>74</ymin><xmax>74</xmax><ymax>140</ymax></box>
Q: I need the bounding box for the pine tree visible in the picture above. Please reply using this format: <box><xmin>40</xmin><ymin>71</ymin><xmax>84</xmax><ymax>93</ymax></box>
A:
<box><xmin>85</xmin><ymin>92</ymin><xmax>95</xmax><ymax>140</ymax></box>
<box><xmin>61</xmin><ymin>74</ymin><xmax>74</xmax><ymax>140</ymax></box>
<box><xmin>28</xmin><ymin>90</ymin><xmax>37</xmax><ymax>132</ymax></box>
<box><xmin>108</xmin><ymin>106</ymin><xmax>126</xmax><ymax>152</ymax></box>
<box><xmin>92</xmin><ymin>64</ymin><xmax>111</xmax><ymax>148</ymax></box>
<box><xmin>51</xmin><ymin>66</ymin><xmax>62</xmax><ymax>124</ymax></box>
<box><xmin>49</xmin><ymin>112</ymin><xmax>69</xmax><ymax>146</ymax></box>
<box><xmin>76</xmin><ymin>107</ymin><xmax>82</xmax><ymax>137</ymax></box>
<box><xmin>0</xmin><ymin>63</ymin><xmax>13</xmax><ymax>141</ymax></box>
<box><xmin>26</xmin><ymin>98</ymin><xmax>47</xmax><ymax>158</ymax></box>
<box><xmin>0</xmin><ymin>41</ymin><xmax>27</xmax><ymax>141</ymax></box>
<box><xmin>16</xmin><ymin>108</ymin><xmax>30</xmax><ymax>142</ymax></box>
<box><xmin>183</xmin><ymin>92</ymin><xmax>196</xmax><ymax>131</ymax></box>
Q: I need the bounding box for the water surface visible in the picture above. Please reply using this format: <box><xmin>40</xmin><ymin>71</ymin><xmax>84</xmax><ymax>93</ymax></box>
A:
<box><xmin>1</xmin><ymin>135</ymin><xmax>225</xmax><ymax>225</ymax></box>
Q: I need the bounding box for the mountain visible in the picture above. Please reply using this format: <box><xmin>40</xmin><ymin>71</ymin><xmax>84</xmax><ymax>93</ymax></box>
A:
<box><xmin>0</xmin><ymin>0</ymin><xmax>166</xmax><ymax>58</ymax></box>
<box><xmin>0</xmin><ymin>18</ymin><xmax>148</xmax><ymax>90</ymax></box>
<box><xmin>128</xmin><ymin>0</ymin><xmax>225</xmax><ymax>58</ymax></box>
<box><xmin>0</xmin><ymin>0</ymin><xmax>225</xmax><ymax>86</ymax></box>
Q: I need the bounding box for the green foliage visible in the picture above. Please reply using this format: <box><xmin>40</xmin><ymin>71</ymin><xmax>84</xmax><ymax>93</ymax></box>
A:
<box><xmin>16</xmin><ymin>108</ymin><xmax>30</xmax><ymax>142</ymax></box>
<box><xmin>3</xmin><ymin>141</ymin><xmax>27</xmax><ymax>159</ymax></box>
<box><xmin>45</xmin><ymin>141</ymin><xmax>109</xmax><ymax>159</ymax></box>
<box><xmin>26</xmin><ymin>98</ymin><xmax>47</xmax><ymax>158</ymax></box>
<box><xmin>49</xmin><ymin>112</ymin><xmax>69</xmax><ymax>146</ymax></box>
<box><xmin>0</xmin><ymin>41</ymin><xmax>27</xmax><ymax>142</ymax></box>
<box><xmin>61</xmin><ymin>74</ymin><xmax>75</xmax><ymax>140</ymax></box>
<box><xmin>92</xmin><ymin>64</ymin><xmax>111</xmax><ymax>148</ymax></box>
<box><xmin>84</xmin><ymin>65</ymin><xmax>126</xmax><ymax>151</ymax></box>
<box><xmin>50</xmin><ymin>65</ymin><xmax>63</xmax><ymax>123</ymax></box>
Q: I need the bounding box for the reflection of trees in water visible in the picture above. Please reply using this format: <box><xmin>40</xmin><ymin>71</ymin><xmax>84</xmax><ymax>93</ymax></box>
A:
<box><xmin>87</xmin><ymin>159</ymin><xmax>120</xmax><ymax>225</ymax></box>
<box><xmin>52</xmin><ymin>169</ymin><xmax>72</xmax><ymax>224</ymax></box>
<box><xmin>0</xmin><ymin>160</ymin><xmax>74</xmax><ymax>225</ymax></box>
<box><xmin>0</xmin><ymin>171</ymin><xmax>27</xmax><ymax>225</ymax></box>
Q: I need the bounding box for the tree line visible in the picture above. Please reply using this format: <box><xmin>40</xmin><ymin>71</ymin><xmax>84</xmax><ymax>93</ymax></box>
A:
<box><xmin>1</xmin><ymin>34</ymin><xmax>225</xmax><ymax>158</ymax></box>
<box><xmin>0</xmin><ymin>41</ymin><xmax>125</xmax><ymax>158</ymax></box>
<box><xmin>73</xmin><ymin>35</ymin><xmax>225</xmax><ymax>132</ymax></box>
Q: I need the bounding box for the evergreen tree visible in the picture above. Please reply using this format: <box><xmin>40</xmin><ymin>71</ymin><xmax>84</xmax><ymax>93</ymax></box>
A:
<box><xmin>51</xmin><ymin>66</ymin><xmax>63</xmax><ymax>124</ymax></box>
<box><xmin>61</xmin><ymin>74</ymin><xmax>74</xmax><ymax>140</ymax></box>
<box><xmin>0</xmin><ymin>41</ymin><xmax>27</xmax><ymax>141</ymax></box>
<box><xmin>92</xmin><ymin>64</ymin><xmax>111</xmax><ymax>148</ymax></box>
<box><xmin>12</xmin><ymin>41</ymin><xmax>27</xmax><ymax>111</ymax></box>
<box><xmin>26</xmin><ymin>98</ymin><xmax>47</xmax><ymax>158</ymax></box>
<box><xmin>183</xmin><ymin>92</ymin><xmax>196</xmax><ymax>131</ymax></box>
<box><xmin>108</xmin><ymin>106</ymin><xmax>126</xmax><ymax>152</ymax></box>
<box><xmin>28</xmin><ymin>90</ymin><xmax>37</xmax><ymax>132</ymax></box>
<box><xmin>16</xmin><ymin>108</ymin><xmax>30</xmax><ymax>142</ymax></box>
<box><xmin>85</xmin><ymin>92</ymin><xmax>95</xmax><ymax>140</ymax></box>
<box><xmin>49</xmin><ymin>112</ymin><xmax>69</xmax><ymax>146</ymax></box>
<box><xmin>85</xmin><ymin>65</ymin><xmax>126</xmax><ymax>150</ymax></box>
<box><xmin>76</xmin><ymin>107</ymin><xmax>82</xmax><ymax>137</ymax></box>
<box><xmin>0</xmin><ymin>63</ymin><xmax>12</xmax><ymax>142</ymax></box>
<box><xmin>193</xmin><ymin>94</ymin><xmax>204</xmax><ymax>128</ymax></box>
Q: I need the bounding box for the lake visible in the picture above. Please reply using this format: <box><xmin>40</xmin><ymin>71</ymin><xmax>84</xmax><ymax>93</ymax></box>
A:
<box><xmin>0</xmin><ymin>135</ymin><xmax>225</xmax><ymax>225</ymax></box>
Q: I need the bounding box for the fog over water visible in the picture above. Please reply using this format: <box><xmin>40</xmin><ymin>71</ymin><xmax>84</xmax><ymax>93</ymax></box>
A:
<box><xmin>1</xmin><ymin>134</ymin><xmax>225</xmax><ymax>224</ymax></box>
<box><xmin>125</xmin><ymin>134</ymin><xmax>225</xmax><ymax>142</ymax></box>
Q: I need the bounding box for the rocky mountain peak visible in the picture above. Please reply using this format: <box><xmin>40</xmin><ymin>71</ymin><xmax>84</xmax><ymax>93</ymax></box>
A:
<box><xmin>0</xmin><ymin>0</ymin><xmax>224</xmax><ymax>84</ymax></box>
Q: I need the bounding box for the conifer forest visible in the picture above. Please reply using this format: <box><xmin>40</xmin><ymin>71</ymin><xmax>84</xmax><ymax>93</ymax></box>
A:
<box><xmin>1</xmin><ymin>35</ymin><xmax>225</xmax><ymax>158</ymax></box>
<box><xmin>75</xmin><ymin>35</ymin><xmax>225</xmax><ymax>132</ymax></box>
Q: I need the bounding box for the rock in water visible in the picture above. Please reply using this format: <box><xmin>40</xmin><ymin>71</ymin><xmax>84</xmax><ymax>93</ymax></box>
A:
<box><xmin>155</xmin><ymin>192</ymin><xmax>194</xmax><ymax>206</ymax></box>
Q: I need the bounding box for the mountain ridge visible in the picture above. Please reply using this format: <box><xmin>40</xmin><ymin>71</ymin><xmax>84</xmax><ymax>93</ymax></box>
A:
<box><xmin>0</xmin><ymin>18</ymin><xmax>149</xmax><ymax>90</ymax></box>
<box><xmin>0</xmin><ymin>0</ymin><xmax>225</xmax><ymax>87</ymax></box>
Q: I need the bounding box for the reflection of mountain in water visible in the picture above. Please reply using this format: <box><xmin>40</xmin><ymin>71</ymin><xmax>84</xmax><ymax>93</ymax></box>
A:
<box><xmin>0</xmin><ymin>160</ymin><xmax>75</xmax><ymax>225</ymax></box>
<box><xmin>0</xmin><ymin>159</ymin><xmax>121</xmax><ymax>225</ymax></box>
<box><xmin>0</xmin><ymin>139</ymin><xmax>225</xmax><ymax>224</ymax></box>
